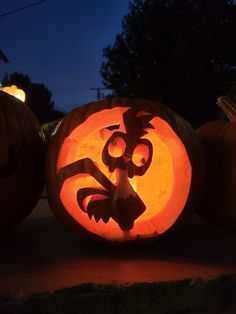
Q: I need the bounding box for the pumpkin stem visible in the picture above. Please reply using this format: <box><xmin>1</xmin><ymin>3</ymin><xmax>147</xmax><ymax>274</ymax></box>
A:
<box><xmin>217</xmin><ymin>96</ymin><xmax>236</xmax><ymax>122</ymax></box>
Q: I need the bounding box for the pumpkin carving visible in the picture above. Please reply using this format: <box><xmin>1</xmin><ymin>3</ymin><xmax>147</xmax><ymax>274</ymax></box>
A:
<box><xmin>197</xmin><ymin>121</ymin><xmax>236</xmax><ymax>229</ymax></box>
<box><xmin>46</xmin><ymin>98</ymin><xmax>204</xmax><ymax>242</ymax></box>
<box><xmin>0</xmin><ymin>85</ymin><xmax>25</xmax><ymax>102</ymax></box>
<box><xmin>0</xmin><ymin>90</ymin><xmax>44</xmax><ymax>231</ymax></box>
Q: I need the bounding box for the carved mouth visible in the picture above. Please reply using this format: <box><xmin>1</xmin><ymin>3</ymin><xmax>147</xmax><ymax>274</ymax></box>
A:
<box><xmin>77</xmin><ymin>187</ymin><xmax>146</xmax><ymax>230</ymax></box>
<box><xmin>58</xmin><ymin>158</ymin><xmax>146</xmax><ymax>231</ymax></box>
<box><xmin>77</xmin><ymin>187</ymin><xmax>111</xmax><ymax>223</ymax></box>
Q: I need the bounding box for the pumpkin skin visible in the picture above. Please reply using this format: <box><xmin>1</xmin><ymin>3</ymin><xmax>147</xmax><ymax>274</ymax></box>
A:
<box><xmin>46</xmin><ymin>98</ymin><xmax>204</xmax><ymax>242</ymax></box>
<box><xmin>0</xmin><ymin>91</ymin><xmax>44</xmax><ymax>231</ymax></box>
<box><xmin>197</xmin><ymin>121</ymin><xmax>236</xmax><ymax>229</ymax></box>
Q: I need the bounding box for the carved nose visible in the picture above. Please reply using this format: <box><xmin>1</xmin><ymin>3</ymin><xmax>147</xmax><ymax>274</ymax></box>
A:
<box><xmin>111</xmin><ymin>193</ymin><xmax>146</xmax><ymax>231</ymax></box>
<box><xmin>110</xmin><ymin>169</ymin><xmax>145</xmax><ymax>230</ymax></box>
<box><xmin>123</xmin><ymin>152</ymin><xmax>131</xmax><ymax>162</ymax></box>
<box><xmin>108</xmin><ymin>154</ymin><xmax>131</xmax><ymax>172</ymax></box>
<box><xmin>120</xmin><ymin>154</ymin><xmax>135</xmax><ymax>178</ymax></box>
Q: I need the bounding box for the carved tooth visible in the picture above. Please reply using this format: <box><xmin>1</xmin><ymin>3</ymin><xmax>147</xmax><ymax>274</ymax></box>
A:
<box><xmin>102</xmin><ymin>216</ymin><xmax>110</xmax><ymax>223</ymax></box>
<box><xmin>88</xmin><ymin>211</ymin><xmax>93</xmax><ymax>219</ymax></box>
<box><xmin>94</xmin><ymin>215</ymin><xmax>101</xmax><ymax>223</ymax></box>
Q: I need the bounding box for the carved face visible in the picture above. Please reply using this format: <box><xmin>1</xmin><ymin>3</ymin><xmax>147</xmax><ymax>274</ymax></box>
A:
<box><xmin>47</xmin><ymin>98</ymin><xmax>202</xmax><ymax>242</ymax></box>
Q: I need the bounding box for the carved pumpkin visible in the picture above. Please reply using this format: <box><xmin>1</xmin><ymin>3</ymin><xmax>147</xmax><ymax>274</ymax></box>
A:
<box><xmin>46</xmin><ymin>98</ymin><xmax>204</xmax><ymax>242</ymax></box>
<box><xmin>0</xmin><ymin>91</ymin><xmax>44</xmax><ymax>231</ymax></box>
<box><xmin>197</xmin><ymin>121</ymin><xmax>236</xmax><ymax>229</ymax></box>
<box><xmin>0</xmin><ymin>85</ymin><xmax>25</xmax><ymax>102</ymax></box>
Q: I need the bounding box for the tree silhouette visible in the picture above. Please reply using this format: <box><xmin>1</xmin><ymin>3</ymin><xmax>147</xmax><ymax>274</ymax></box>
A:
<box><xmin>101</xmin><ymin>0</ymin><xmax>236</xmax><ymax>127</ymax></box>
<box><xmin>1</xmin><ymin>72</ymin><xmax>65</xmax><ymax>124</ymax></box>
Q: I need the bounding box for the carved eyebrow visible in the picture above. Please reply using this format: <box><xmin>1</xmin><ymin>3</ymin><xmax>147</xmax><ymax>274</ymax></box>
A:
<box><xmin>106</xmin><ymin>124</ymin><xmax>120</xmax><ymax>130</ymax></box>
<box><xmin>57</xmin><ymin>158</ymin><xmax>116</xmax><ymax>191</ymax></box>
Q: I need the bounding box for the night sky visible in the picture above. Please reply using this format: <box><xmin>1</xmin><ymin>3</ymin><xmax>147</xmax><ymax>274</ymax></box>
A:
<box><xmin>0</xmin><ymin>0</ymin><xmax>130</xmax><ymax>112</ymax></box>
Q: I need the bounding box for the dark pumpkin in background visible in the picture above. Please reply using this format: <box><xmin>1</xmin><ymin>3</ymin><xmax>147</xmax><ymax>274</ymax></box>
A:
<box><xmin>197</xmin><ymin>121</ymin><xmax>236</xmax><ymax>229</ymax></box>
<box><xmin>0</xmin><ymin>90</ymin><xmax>44</xmax><ymax>231</ymax></box>
<box><xmin>46</xmin><ymin>98</ymin><xmax>204</xmax><ymax>242</ymax></box>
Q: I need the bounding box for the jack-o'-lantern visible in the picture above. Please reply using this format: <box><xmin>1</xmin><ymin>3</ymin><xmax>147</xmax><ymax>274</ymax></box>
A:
<box><xmin>46</xmin><ymin>98</ymin><xmax>204</xmax><ymax>242</ymax></box>
<box><xmin>0</xmin><ymin>90</ymin><xmax>44</xmax><ymax>231</ymax></box>
<box><xmin>0</xmin><ymin>85</ymin><xmax>25</xmax><ymax>102</ymax></box>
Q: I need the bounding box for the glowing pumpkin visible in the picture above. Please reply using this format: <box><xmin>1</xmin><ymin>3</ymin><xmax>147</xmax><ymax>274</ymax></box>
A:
<box><xmin>0</xmin><ymin>85</ymin><xmax>25</xmax><ymax>102</ymax></box>
<box><xmin>46</xmin><ymin>98</ymin><xmax>204</xmax><ymax>242</ymax></box>
<box><xmin>0</xmin><ymin>91</ymin><xmax>44</xmax><ymax>231</ymax></box>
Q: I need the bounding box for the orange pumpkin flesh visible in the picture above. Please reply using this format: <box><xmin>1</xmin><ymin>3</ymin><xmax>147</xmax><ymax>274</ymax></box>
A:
<box><xmin>0</xmin><ymin>91</ymin><xmax>44</xmax><ymax>231</ymax></box>
<box><xmin>46</xmin><ymin>98</ymin><xmax>204</xmax><ymax>242</ymax></box>
<box><xmin>197</xmin><ymin>121</ymin><xmax>236</xmax><ymax>229</ymax></box>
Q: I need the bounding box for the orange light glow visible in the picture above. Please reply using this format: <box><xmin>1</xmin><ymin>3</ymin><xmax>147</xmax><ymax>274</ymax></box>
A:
<box><xmin>56</xmin><ymin>107</ymin><xmax>192</xmax><ymax>241</ymax></box>
<box><xmin>108</xmin><ymin>136</ymin><xmax>126</xmax><ymax>157</ymax></box>
<box><xmin>132</xmin><ymin>143</ymin><xmax>150</xmax><ymax>167</ymax></box>
<box><xmin>0</xmin><ymin>85</ymin><xmax>25</xmax><ymax>102</ymax></box>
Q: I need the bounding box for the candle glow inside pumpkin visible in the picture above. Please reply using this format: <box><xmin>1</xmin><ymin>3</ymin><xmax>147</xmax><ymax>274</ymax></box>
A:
<box><xmin>0</xmin><ymin>85</ymin><xmax>25</xmax><ymax>102</ymax></box>
<box><xmin>55</xmin><ymin>106</ymin><xmax>192</xmax><ymax>241</ymax></box>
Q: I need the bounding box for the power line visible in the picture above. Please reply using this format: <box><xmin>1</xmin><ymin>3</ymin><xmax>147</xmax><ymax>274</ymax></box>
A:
<box><xmin>0</xmin><ymin>0</ymin><xmax>47</xmax><ymax>19</ymax></box>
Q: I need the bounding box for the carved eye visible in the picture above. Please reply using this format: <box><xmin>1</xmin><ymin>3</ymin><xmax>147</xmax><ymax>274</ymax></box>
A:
<box><xmin>108</xmin><ymin>136</ymin><xmax>126</xmax><ymax>158</ymax></box>
<box><xmin>132</xmin><ymin>143</ymin><xmax>150</xmax><ymax>167</ymax></box>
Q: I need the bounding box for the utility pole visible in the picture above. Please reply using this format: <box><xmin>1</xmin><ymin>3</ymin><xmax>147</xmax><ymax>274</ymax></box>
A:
<box><xmin>90</xmin><ymin>87</ymin><xmax>107</xmax><ymax>101</ymax></box>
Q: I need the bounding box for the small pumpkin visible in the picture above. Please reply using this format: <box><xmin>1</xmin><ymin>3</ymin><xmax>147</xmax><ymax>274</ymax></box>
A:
<box><xmin>0</xmin><ymin>90</ymin><xmax>44</xmax><ymax>231</ymax></box>
<box><xmin>197</xmin><ymin>97</ymin><xmax>236</xmax><ymax>229</ymax></box>
<box><xmin>46</xmin><ymin>98</ymin><xmax>204</xmax><ymax>242</ymax></box>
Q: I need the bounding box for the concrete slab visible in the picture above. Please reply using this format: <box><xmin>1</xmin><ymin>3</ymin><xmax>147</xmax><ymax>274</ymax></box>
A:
<box><xmin>1</xmin><ymin>198</ymin><xmax>236</xmax><ymax>313</ymax></box>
